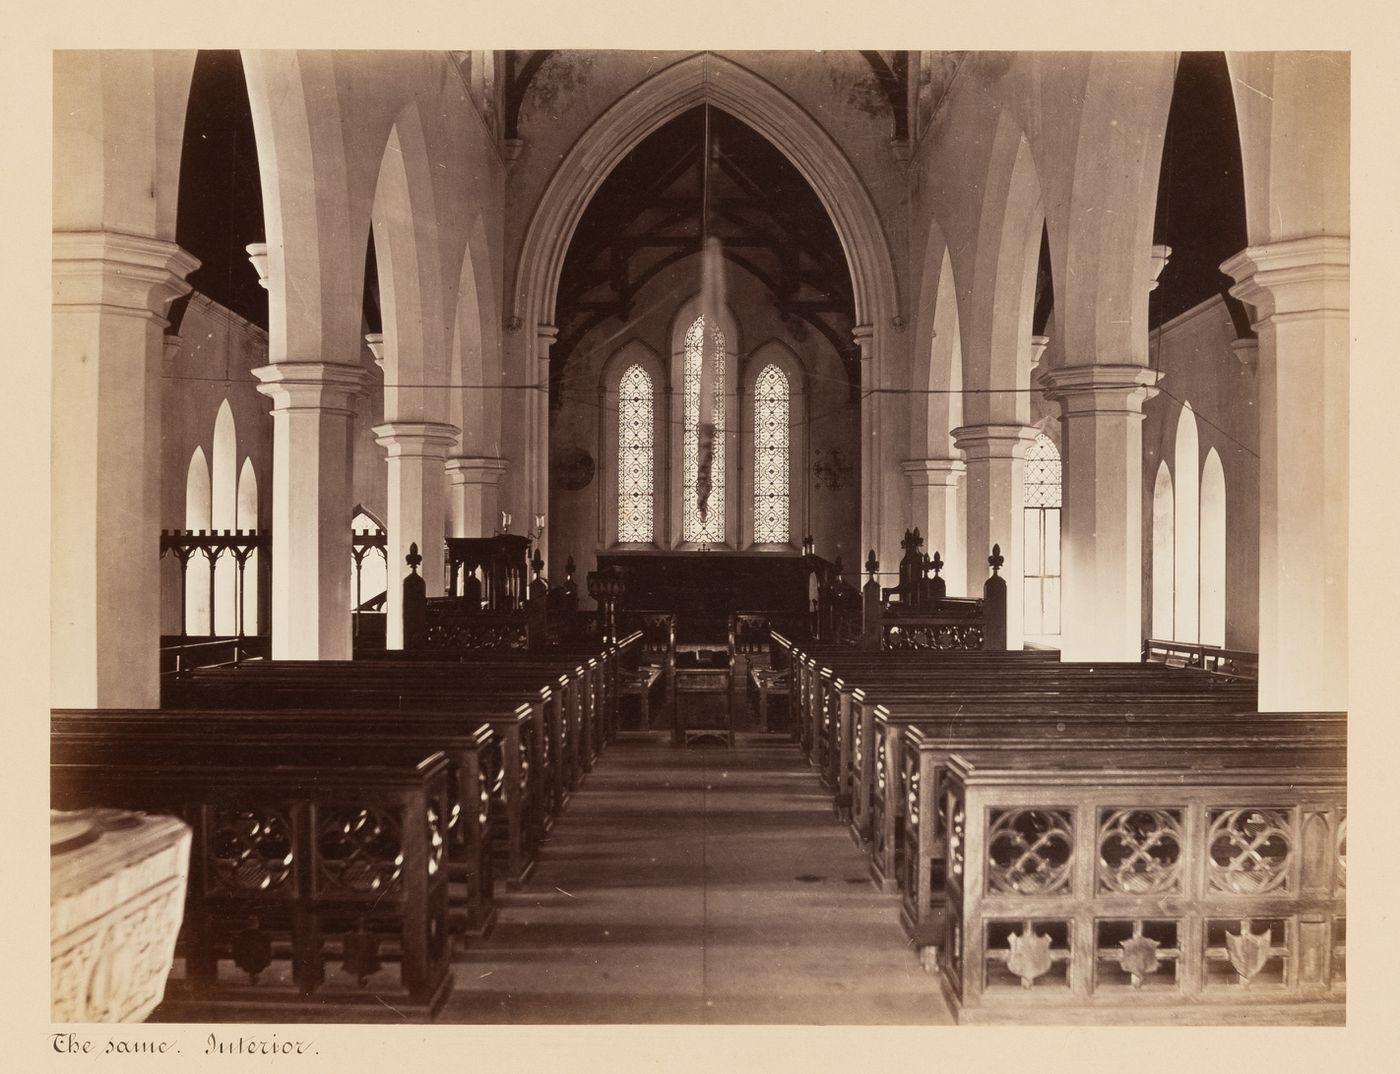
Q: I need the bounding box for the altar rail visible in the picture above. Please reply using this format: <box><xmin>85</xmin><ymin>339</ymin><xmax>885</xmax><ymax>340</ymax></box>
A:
<box><xmin>51</xmin><ymin>741</ymin><xmax>454</xmax><ymax>1022</ymax></box>
<box><xmin>933</xmin><ymin>746</ymin><xmax>1345</xmax><ymax>1024</ymax></box>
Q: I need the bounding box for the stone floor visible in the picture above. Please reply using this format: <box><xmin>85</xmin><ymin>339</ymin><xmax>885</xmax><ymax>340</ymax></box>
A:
<box><xmin>440</xmin><ymin>733</ymin><xmax>952</xmax><ymax>1024</ymax></box>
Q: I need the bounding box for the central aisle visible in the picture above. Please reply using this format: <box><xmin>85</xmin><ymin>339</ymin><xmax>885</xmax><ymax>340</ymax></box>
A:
<box><xmin>441</xmin><ymin>735</ymin><xmax>952</xmax><ymax>1024</ymax></box>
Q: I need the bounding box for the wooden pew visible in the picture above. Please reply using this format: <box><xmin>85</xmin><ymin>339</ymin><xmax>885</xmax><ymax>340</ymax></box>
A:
<box><xmin>731</xmin><ymin>611</ymin><xmax>806</xmax><ymax>734</ymax></box>
<box><xmin>930</xmin><ymin>744</ymin><xmax>1345</xmax><ymax>1024</ymax></box>
<box><xmin>771</xmin><ymin>636</ymin><xmax>1060</xmax><ymax>759</ymax></box>
<box><xmin>50</xmin><ymin>740</ymin><xmax>455</xmax><ymax>1022</ymax></box>
<box><xmin>842</xmin><ymin>668</ymin><xmax>1258</xmax><ymax>827</ymax></box>
<box><xmin>1143</xmin><ymin>637</ymin><xmax>1259</xmax><ymax>681</ymax></box>
<box><xmin>898</xmin><ymin>715</ymin><xmax>1348</xmax><ymax>951</ymax></box>
<box><xmin>858</xmin><ymin>688</ymin><xmax>1269</xmax><ymax>889</ymax></box>
<box><xmin>160</xmin><ymin>676</ymin><xmax>545</xmax><ymax>888</ymax></box>
<box><xmin>174</xmin><ymin>650</ymin><xmax>605</xmax><ymax>815</ymax></box>
<box><xmin>53</xmin><ymin>709</ymin><xmax>507</xmax><ymax>937</ymax></box>
<box><xmin>235</xmin><ymin>655</ymin><xmax>588</xmax><ymax>799</ymax></box>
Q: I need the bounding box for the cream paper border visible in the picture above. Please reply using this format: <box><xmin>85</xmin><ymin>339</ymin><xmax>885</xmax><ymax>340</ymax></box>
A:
<box><xmin>6</xmin><ymin>2</ymin><xmax>1396</xmax><ymax>1070</ymax></box>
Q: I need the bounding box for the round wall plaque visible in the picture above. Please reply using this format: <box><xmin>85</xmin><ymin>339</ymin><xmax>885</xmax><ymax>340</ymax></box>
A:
<box><xmin>553</xmin><ymin>446</ymin><xmax>596</xmax><ymax>491</ymax></box>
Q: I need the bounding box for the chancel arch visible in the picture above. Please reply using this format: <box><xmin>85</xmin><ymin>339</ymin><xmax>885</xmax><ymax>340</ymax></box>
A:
<box><xmin>513</xmin><ymin>51</ymin><xmax>899</xmax><ymax>559</ymax></box>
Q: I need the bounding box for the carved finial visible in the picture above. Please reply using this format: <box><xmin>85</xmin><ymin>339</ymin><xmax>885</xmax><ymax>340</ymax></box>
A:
<box><xmin>931</xmin><ymin>550</ymin><xmax>943</xmax><ymax>577</ymax></box>
<box><xmin>406</xmin><ymin>542</ymin><xmax>423</xmax><ymax>575</ymax></box>
<box><xmin>531</xmin><ymin>549</ymin><xmax>544</xmax><ymax>576</ymax></box>
<box><xmin>988</xmin><ymin>543</ymin><xmax>1004</xmax><ymax>576</ymax></box>
<box><xmin>565</xmin><ymin>554</ymin><xmax>576</xmax><ymax>579</ymax></box>
<box><xmin>865</xmin><ymin>549</ymin><xmax>879</xmax><ymax>580</ymax></box>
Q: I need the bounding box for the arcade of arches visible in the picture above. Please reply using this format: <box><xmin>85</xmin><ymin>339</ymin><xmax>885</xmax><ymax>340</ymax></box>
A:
<box><xmin>53</xmin><ymin>48</ymin><xmax>1347</xmax><ymax>712</ymax></box>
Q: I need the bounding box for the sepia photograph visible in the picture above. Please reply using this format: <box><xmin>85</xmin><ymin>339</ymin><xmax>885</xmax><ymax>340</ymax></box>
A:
<box><xmin>22</xmin><ymin>1</ymin><xmax>1395</xmax><ymax>1067</ymax></box>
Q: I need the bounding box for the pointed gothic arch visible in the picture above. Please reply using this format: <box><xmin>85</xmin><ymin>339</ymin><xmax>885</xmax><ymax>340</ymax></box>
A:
<box><xmin>1199</xmin><ymin>447</ymin><xmax>1227</xmax><ymax>647</ymax></box>
<box><xmin>1173</xmin><ymin>402</ymin><xmax>1201</xmax><ymax>642</ymax></box>
<box><xmin>1151</xmin><ymin>460</ymin><xmax>1176</xmax><ymax>641</ymax></box>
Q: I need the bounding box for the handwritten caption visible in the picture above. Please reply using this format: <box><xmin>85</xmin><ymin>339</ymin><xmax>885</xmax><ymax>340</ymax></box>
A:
<box><xmin>52</xmin><ymin>1032</ymin><xmax>317</xmax><ymax>1057</ymax></box>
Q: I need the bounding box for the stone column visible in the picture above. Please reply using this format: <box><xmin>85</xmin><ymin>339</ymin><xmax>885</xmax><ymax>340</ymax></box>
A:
<box><xmin>1039</xmin><ymin>365</ymin><xmax>1158</xmax><ymax>662</ymax></box>
<box><xmin>373</xmin><ymin>421</ymin><xmax>458</xmax><ymax>649</ymax></box>
<box><xmin>901</xmin><ymin>458</ymin><xmax>967</xmax><ymax>596</ymax></box>
<box><xmin>1224</xmin><ymin>237</ymin><xmax>1348</xmax><ymax>711</ymax></box>
<box><xmin>252</xmin><ymin>361</ymin><xmax>367</xmax><ymax>660</ymax></box>
<box><xmin>854</xmin><ymin>324</ymin><xmax>883</xmax><ymax>562</ymax></box>
<box><xmin>532</xmin><ymin>324</ymin><xmax>558</xmax><ymax>526</ymax></box>
<box><xmin>446</xmin><ymin>456</ymin><xmax>510</xmax><ymax>539</ymax></box>
<box><xmin>52</xmin><ymin>231</ymin><xmax>198</xmax><ymax>708</ymax></box>
<box><xmin>950</xmin><ymin>423</ymin><xmax>1039</xmax><ymax>647</ymax></box>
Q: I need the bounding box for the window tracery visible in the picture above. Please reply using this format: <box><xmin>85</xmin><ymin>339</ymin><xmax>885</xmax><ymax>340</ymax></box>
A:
<box><xmin>617</xmin><ymin>363</ymin><xmax>654</xmax><ymax>543</ymax></box>
<box><xmin>682</xmin><ymin>315</ymin><xmax>726</xmax><ymax>543</ymax></box>
<box><xmin>1023</xmin><ymin>431</ymin><xmax>1061</xmax><ymax>635</ymax></box>
<box><xmin>753</xmin><ymin>363</ymin><xmax>790</xmax><ymax>544</ymax></box>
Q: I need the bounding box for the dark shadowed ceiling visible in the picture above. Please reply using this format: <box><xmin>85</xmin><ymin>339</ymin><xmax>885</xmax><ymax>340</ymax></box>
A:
<box><xmin>171</xmin><ymin>51</ymin><xmax>1252</xmax><ymax>354</ymax></box>
<box><xmin>551</xmin><ymin>105</ymin><xmax>859</xmax><ymax>408</ymax></box>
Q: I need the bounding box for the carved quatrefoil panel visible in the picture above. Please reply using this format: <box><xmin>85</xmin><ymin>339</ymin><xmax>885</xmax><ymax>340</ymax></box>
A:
<box><xmin>1207</xmin><ymin>808</ymin><xmax>1292</xmax><ymax>895</ymax></box>
<box><xmin>1098</xmin><ymin>808</ymin><xmax>1184</xmax><ymax>895</ymax></box>
<box><xmin>987</xmin><ymin>809</ymin><xmax>1074</xmax><ymax>896</ymax></box>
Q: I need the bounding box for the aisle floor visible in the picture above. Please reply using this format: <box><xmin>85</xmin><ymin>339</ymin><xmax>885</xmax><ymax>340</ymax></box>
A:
<box><xmin>441</xmin><ymin>734</ymin><xmax>953</xmax><ymax>1024</ymax></box>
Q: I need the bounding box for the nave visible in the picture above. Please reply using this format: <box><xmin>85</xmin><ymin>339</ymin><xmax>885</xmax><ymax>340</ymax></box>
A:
<box><xmin>48</xmin><ymin>47</ymin><xmax>1351</xmax><ymax>1037</ymax></box>
<box><xmin>445</xmin><ymin>736</ymin><xmax>948</xmax><ymax>1025</ymax></box>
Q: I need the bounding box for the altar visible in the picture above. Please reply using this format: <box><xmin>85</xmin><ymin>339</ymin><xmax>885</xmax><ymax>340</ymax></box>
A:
<box><xmin>594</xmin><ymin>550</ymin><xmax>816</xmax><ymax>644</ymax></box>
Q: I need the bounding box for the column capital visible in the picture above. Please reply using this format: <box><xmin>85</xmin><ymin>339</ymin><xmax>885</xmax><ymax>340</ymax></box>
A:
<box><xmin>1222</xmin><ymin>236</ymin><xmax>1350</xmax><ymax>326</ymax></box>
<box><xmin>537</xmin><ymin>323</ymin><xmax>559</xmax><ymax>357</ymax></box>
<box><xmin>252</xmin><ymin>361</ymin><xmax>368</xmax><ymax>415</ymax></box>
<box><xmin>162</xmin><ymin>335</ymin><xmax>183</xmax><ymax>378</ymax></box>
<box><xmin>900</xmin><ymin>457</ymin><xmax>967</xmax><ymax>487</ymax></box>
<box><xmin>364</xmin><ymin>332</ymin><xmax>386</xmax><ymax>370</ymax></box>
<box><xmin>53</xmin><ymin>230</ymin><xmax>200</xmax><ymax>322</ymax></box>
<box><xmin>1148</xmin><ymin>244</ymin><xmax>1172</xmax><ymax>292</ymax></box>
<box><xmin>950</xmin><ymin>423</ymin><xmax>1040</xmax><ymax>460</ymax></box>
<box><xmin>1029</xmin><ymin>334</ymin><xmax>1051</xmax><ymax>374</ymax></box>
<box><xmin>445</xmin><ymin>455</ymin><xmax>509</xmax><ymax>486</ymax></box>
<box><xmin>246</xmin><ymin>242</ymin><xmax>270</xmax><ymax>291</ymax></box>
<box><xmin>372</xmin><ymin>420</ymin><xmax>460</xmax><ymax>458</ymax></box>
<box><xmin>1038</xmin><ymin>364</ymin><xmax>1159</xmax><ymax>416</ymax></box>
<box><xmin>852</xmin><ymin>323</ymin><xmax>876</xmax><ymax>355</ymax></box>
<box><xmin>1230</xmin><ymin>337</ymin><xmax>1259</xmax><ymax>373</ymax></box>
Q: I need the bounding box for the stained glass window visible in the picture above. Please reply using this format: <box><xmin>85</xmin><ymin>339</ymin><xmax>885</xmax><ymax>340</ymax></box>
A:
<box><xmin>1022</xmin><ymin>432</ymin><xmax>1061</xmax><ymax>635</ymax></box>
<box><xmin>682</xmin><ymin>315</ymin><xmax>726</xmax><ymax>543</ymax></box>
<box><xmin>617</xmin><ymin>363</ymin><xmax>654</xmax><ymax>543</ymax></box>
<box><xmin>753</xmin><ymin>363</ymin><xmax>790</xmax><ymax>544</ymax></box>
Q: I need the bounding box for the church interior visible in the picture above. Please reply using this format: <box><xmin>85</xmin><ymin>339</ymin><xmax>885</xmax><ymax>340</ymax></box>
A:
<box><xmin>48</xmin><ymin>48</ymin><xmax>1349</xmax><ymax>1028</ymax></box>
